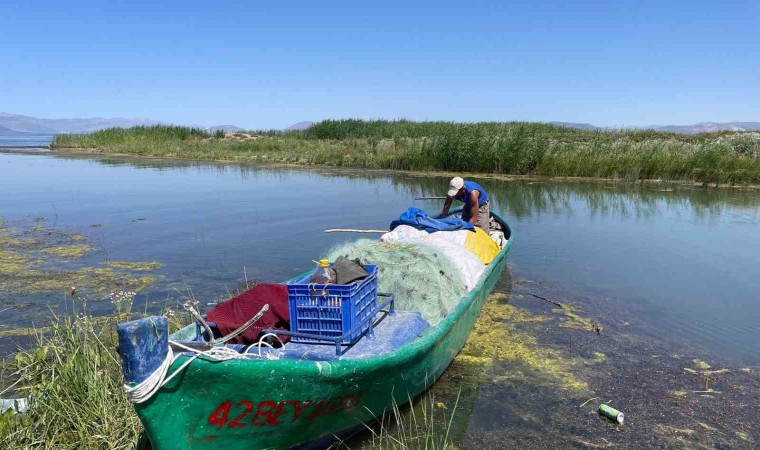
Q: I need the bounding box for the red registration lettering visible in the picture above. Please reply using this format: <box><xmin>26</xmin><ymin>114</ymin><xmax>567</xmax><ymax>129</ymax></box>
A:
<box><xmin>207</xmin><ymin>401</ymin><xmax>232</xmax><ymax>429</ymax></box>
<box><xmin>206</xmin><ymin>390</ymin><xmax>367</xmax><ymax>431</ymax></box>
<box><xmin>252</xmin><ymin>400</ymin><xmax>279</xmax><ymax>426</ymax></box>
<box><xmin>228</xmin><ymin>401</ymin><xmax>254</xmax><ymax>428</ymax></box>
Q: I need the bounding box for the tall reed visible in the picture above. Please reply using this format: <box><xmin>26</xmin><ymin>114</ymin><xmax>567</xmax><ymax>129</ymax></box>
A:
<box><xmin>52</xmin><ymin>121</ymin><xmax>760</xmax><ymax>184</ymax></box>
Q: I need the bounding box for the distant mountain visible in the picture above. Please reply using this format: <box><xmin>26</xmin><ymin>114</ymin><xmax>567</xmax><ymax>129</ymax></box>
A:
<box><xmin>548</xmin><ymin>120</ymin><xmax>760</xmax><ymax>134</ymax></box>
<box><xmin>3</xmin><ymin>113</ymin><xmax>757</xmax><ymax>136</ymax></box>
<box><xmin>286</xmin><ymin>121</ymin><xmax>314</xmax><ymax>131</ymax></box>
<box><xmin>0</xmin><ymin>124</ymin><xmax>22</xmax><ymax>133</ymax></box>
<box><xmin>549</xmin><ymin>122</ymin><xmax>599</xmax><ymax>131</ymax></box>
<box><xmin>0</xmin><ymin>113</ymin><xmax>161</xmax><ymax>134</ymax></box>
<box><xmin>207</xmin><ymin>125</ymin><xmax>245</xmax><ymax>133</ymax></box>
<box><xmin>652</xmin><ymin>122</ymin><xmax>760</xmax><ymax>134</ymax></box>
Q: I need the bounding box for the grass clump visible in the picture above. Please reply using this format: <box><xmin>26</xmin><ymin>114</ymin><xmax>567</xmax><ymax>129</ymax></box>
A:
<box><xmin>0</xmin><ymin>292</ymin><xmax>193</xmax><ymax>449</ymax></box>
<box><xmin>0</xmin><ymin>313</ymin><xmax>145</xmax><ymax>449</ymax></box>
<box><xmin>336</xmin><ymin>390</ymin><xmax>460</xmax><ymax>450</ymax></box>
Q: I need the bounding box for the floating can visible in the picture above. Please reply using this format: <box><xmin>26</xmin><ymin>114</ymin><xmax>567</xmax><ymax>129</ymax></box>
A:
<box><xmin>599</xmin><ymin>404</ymin><xmax>624</xmax><ymax>424</ymax></box>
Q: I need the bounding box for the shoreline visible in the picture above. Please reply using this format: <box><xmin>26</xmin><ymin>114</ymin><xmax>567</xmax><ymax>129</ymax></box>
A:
<box><xmin>0</xmin><ymin>146</ymin><xmax>51</xmax><ymax>152</ymax></box>
<box><xmin>41</xmin><ymin>146</ymin><xmax>760</xmax><ymax>190</ymax></box>
<box><xmin>47</xmin><ymin>122</ymin><xmax>760</xmax><ymax>186</ymax></box>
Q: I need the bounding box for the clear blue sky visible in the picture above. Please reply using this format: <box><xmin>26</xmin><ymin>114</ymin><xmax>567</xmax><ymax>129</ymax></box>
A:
<box><xmin>2</xmin><ymin>1</ymin><xmax>758</xmax><ymax>129</ymax></box>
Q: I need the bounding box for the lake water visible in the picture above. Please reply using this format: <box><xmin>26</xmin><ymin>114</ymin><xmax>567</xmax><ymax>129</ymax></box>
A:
<box><xmin>0</xmin><ymin>133</ymin><xmax>54</xmax><ymax>147</ymax></box>
<box><xmin>2</xmin><ymin>151</ymin><xmax>759</xmax><ymax>447</ymax></box>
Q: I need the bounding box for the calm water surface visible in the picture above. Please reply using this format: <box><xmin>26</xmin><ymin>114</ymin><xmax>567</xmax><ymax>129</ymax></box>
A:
<box><xmin>1</xmin><ymin>151</ymin><xmax>759</xmax><ymax>445</ymax></box>
<box><xmin>2</xmin><ymin>152</ymin><xmax>758</xmax><ymax>363</ymax></box>
<box><xmin>0</xmin><ymin>134</ymin><xmax>54</xmax><ymax>147</ymax></box>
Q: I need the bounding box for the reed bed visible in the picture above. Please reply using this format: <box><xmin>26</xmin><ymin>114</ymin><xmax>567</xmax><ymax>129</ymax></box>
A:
<box><xmin>52</xmin><ymin>121</ymin><xmax>760</xmax><ymax>184</ymax></box>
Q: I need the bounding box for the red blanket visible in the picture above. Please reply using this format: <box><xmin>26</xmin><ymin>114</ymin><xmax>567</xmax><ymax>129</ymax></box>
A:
<box><xmin>206</xmin><ymin>283</ymin><xmax>290</xmax><ymax>345</ymax></box>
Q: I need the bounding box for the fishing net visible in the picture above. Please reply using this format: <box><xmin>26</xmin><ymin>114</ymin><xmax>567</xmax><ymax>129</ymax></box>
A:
<box><xmin>326</xmin><ymin>239</ymin><xmax>467</xmax><ymax>325</ymax></box>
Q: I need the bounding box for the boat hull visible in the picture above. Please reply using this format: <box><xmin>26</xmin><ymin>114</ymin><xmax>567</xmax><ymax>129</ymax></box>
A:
<box><xmin>135</xmin><ymin>215</ymin><xmax>512</xmax><ymax>450</ymax></box>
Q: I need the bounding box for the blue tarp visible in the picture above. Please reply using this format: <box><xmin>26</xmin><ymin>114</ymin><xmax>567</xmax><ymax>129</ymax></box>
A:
<box><xmin>389</xmin><ymin>207</ymin><xmax>475</xmax><ymax>233</ymax></box>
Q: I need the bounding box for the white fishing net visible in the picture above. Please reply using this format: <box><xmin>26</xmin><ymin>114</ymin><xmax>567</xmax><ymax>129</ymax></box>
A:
<box><xmin>380</xmin><ymin>225</ymin><xmax>485</xmax><ymax>290</ymax></box>
<box><xmin>326</xmin><ymin>239</ymin><xmax>467</xmax><ymax>325</ymax></box>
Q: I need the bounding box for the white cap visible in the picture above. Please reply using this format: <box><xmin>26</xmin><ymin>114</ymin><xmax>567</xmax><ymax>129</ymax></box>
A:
<box><xmin>447</xmin><ymin>177</ymin><xmax>464</xmax><ymax>197</ymax></box>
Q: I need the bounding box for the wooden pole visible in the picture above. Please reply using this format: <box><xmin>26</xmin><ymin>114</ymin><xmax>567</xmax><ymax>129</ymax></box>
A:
<box><xmin>529</xmin><ymin>293</ymin><xmax>565</xmax><ymax>308</ymax></box>
<box><xmin>414</xmin><ymin>196</ymin><xmax>447</xmax><ymax>200</ymax></box>
<box><xmin>324</xmin><ymin>229</ymin><xmax>388</xmax><ymax>233</ymax></box>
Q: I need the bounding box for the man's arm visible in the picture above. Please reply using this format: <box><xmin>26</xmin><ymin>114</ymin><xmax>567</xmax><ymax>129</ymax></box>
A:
<box><xmin>437</xmin><ymin>196</ymin><xmax>455</xmax><ymax>218</ymax></box>
<box><xmin>467</xmin><ymin>191</ymin><xmax>479</xmax><ymax>224</ymax></box>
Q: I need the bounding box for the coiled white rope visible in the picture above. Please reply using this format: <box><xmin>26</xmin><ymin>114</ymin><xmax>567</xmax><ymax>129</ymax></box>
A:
<box><xmin>246</xmin><ymin>332</ymin><xmax>285</xmax><ymax>358</ymax></box>
<box><xmin>124</xmin><ymin>334</ymin><xmax>287</xmax><ymax>403</ymax></box>
<box><xmin>124</xmin><ymin>302</ymin><xmax>286</xmax><ymax>404</ymax></box>
<box><xmin>124</xmin><ymin>350</ymin><xmax>174</xmax><ymax>404</ymax></box>
<box><xmin>124</xmin><ymin>341</ymin><xmax>253</xmax><ymax>404</ymax></box>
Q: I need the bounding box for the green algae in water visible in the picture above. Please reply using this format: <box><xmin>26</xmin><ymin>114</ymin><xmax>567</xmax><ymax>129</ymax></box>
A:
<box><xmin>41</xmin><ymin>244</ymin><xmax>91</xmax><ymax>260</ymax></box>
<box><xmin>0</xmin><ymin>219</ymin><xmax>160</xmax><ymax>297</ymax></box>
<box><xmin>552</xmin><ymin>304</ymin><xmax>602</xmax><ymax>333</ymax></box>
<box><xmin>669</xmin><ymin>390</ymin><xmax>688</xmax><ymax>399</ymax></box>
<box><xmin>698</xmin><ymin>422</ymin><xmax>718</xmax><ymax>431</ymax></box>
<box><xmin>456</xmin><ymin>293</ymin><xmax>588</xmax><ymax>392</ymax></box>
<box><xmin>0</xmin><ymin>248</ymin><xmax>29</xmax><ymax>274</ymax></box>
<box><xmin>107</xmin><ymin>261</ymin><xmax>163</xmax><ymax>271</ymax></box>
<box><xmin>590</xmin><ymin>352</ymin><xmax>607</xmax><ymax>364</ymax></box>
<box><xmin>0</xmin><ymin>325</ymin><xmax>52</xmax><ymax>338</ymax></box>
<box><xmin>692</xmin><ymin>359</ymin><xmax>712</xmax><ymax>370</ymax></box>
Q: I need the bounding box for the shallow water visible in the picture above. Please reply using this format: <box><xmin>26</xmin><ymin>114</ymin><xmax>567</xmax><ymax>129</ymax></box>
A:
<box><xmin>0</xmin><ymin>134</ymin><xmax>54</xmax><ymax>147</ymax></box>
<box><xmin>1</xmin><ymin>151</ymin><xmax>759</xmax><ymax>446</ymax></box>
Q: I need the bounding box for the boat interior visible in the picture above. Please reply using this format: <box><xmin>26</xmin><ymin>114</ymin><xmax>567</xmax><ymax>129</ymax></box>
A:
<box><xmin>170</xmin><ymin>212</ymin><xmax>511</xmax><ymax>361</ymax></box>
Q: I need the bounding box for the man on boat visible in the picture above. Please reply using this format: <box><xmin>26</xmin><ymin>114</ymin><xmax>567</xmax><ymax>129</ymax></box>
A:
<box><xmin>437</xmin><ymin>176</ymin><xmax>490</xmax><ymax>232</ymax></box>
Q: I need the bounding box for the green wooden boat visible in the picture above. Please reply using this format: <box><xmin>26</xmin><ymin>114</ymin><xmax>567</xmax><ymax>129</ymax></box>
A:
<box><xmin>117</xmin><ymin>211</ymin><xmax>513</xmax><ymax>449</ymax></box>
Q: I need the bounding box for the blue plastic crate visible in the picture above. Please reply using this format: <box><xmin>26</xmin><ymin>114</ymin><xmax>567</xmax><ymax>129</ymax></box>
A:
<box><xmin>287</xmin><ymin>264</ymin><xmax>378</xmax><ymax>344</ymax></box>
